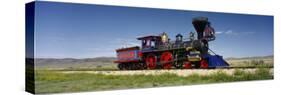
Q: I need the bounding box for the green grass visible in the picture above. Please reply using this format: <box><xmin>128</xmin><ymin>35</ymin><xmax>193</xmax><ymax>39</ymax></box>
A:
<box><xmin>34</xmin><ymin>68</ymin><xmax>273</xmax><ymax>94</ymax></box>
<box><xmin>227</xmin><ymin>58</ymin><xmax>273</xmax><ymax>68</ymax></box>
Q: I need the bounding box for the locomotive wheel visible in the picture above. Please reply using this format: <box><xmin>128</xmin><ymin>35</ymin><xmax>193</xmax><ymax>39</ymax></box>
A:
<box><xmin>160</xmin><ymin>52</ymin><xmax>173</xmax><ymax>69</ymax></box>
<box><xmin>183</xmin><ymin>61</ymin><xmax>192</xmax><ymax>69</ymax></box>
<box><xmin>200</xmin><ymin>60</ymin><xmax>209</xmax><ymax>69</ymax></box>
<box><xmin>145</xmin><ymin>54</ymin><xmax>157</xmax><ymax>69</ymax></box>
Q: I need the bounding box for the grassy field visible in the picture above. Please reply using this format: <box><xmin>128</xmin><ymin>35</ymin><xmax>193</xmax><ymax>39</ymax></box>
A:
<box><xmin>226</xmin><ymin>56</ymin><xmax>273</xmax><ymax>68</ymax></box>
<box><xmin>32</xmin><ymin>56</ymin><xmax>274</xmax><ymax>94</ymax></box>
<box><xmin>35</xmin><ymin>68</ymin><xmax>273</xmax><ymax>94</ymax></box>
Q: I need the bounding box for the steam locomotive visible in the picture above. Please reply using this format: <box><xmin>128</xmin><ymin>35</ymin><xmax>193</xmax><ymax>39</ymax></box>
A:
<box><xmin>114</xmin><ymin>17</ymin><xmax>229</xmax><ymax>70</ymax></box>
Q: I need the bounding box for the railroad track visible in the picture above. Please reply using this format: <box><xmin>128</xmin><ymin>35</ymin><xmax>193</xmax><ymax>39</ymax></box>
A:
<box><xmin>58</xmin><ymin>66</ymin><xmax>273</xmax><ymax>77</ymax></box>
<box><xmin>57</xmin><ymin>66</ymin><xmax>273</xmax><ymax>72</ymax></box>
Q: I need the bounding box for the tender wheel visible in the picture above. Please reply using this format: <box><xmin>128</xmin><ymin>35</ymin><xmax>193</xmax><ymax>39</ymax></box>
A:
<box><xmin>118</xmin><ymin>63</ymin><xmax>124</xmax><ymax>70</ymax></box>
<box><xmin>160</xmin><ymin>52</ymin><xmax>173</xmax><ymax>69</ymax></box>
<box><xmin>141</xmin><ymin>63</ymin><xmax>147</xmax><ymax>69</ymax></box>
<box><xmin>200</xmin><ymin>59</ymin><xmax>209</xmax><ymax>69</ymax></box>
<box><xmin>124</xmin><ymin>63</ymin><xmax>129</xmax><ymax>70</ymax></box>
<box><xmin>145</xmin><ymin>54</ymin><xmax>157</xmax><ymax>69</ymax></box>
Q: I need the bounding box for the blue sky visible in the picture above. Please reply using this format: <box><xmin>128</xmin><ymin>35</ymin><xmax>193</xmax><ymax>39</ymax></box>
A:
<box><xmin>34</xmin><ymin>1</ymin><xmax>273</xmax><ymax>58</ymax></box>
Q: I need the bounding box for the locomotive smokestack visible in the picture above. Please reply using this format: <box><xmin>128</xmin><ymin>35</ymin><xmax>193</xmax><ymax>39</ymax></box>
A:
<box><xmin>192</xmin><ymin>17</ymin><xmax>209</xmax><ymax>40</ymax></box>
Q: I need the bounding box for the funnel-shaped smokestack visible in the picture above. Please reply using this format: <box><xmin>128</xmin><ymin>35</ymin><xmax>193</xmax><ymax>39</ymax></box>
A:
<box><xmin>192</xmin><ymin>17</ymin><xmax>209</xmax><ymax>39</ymax></box>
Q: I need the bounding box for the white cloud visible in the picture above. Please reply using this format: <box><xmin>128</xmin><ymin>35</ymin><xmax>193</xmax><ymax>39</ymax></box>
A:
<box><xmin>224</xmin><ymin>30</ymin><xmax>236</xmax><ymax>35</ymax></box>
<box><xmin>215</xmin><ymin>30</ymin><xmax>236</xmax><ymax>35</ymax></box>
<box><xmin>216</xmin><ymin>31</ymin><xmax>224</xmax><ymax>34</ymax></box>
<box><xmin>128</xmin><ymin>42</ymin><xmax>140</xmax><ymax>46</ymax></box>
<box><xmin>216</xmin><ymin>30</ymin><xmax>255</xmax><ymax>35</ymax></box>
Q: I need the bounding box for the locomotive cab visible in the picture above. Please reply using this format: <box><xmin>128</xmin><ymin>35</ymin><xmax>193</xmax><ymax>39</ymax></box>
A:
<box><xmin>137</xmin><ymin>36</ymin><xmax>162</xmax><ymax>50</ymax></box>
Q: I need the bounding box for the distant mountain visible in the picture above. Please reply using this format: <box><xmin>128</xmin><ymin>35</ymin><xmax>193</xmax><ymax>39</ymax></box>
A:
<box><xmin>35</xmin><ymin>57</ymin><xmax>117</xmax><ymax>68</ymax></box>
<box><xmin>225</xmin><ymin>55</ymin><xmax>273</xmax><ymax>60</ymax></box>
<box><xmin>36</xmin><ymin>57</ymin><xmax>116</xmax><ymax>63</ymax></box>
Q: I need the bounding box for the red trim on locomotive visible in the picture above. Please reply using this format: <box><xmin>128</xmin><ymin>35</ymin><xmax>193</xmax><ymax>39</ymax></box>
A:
<box><xmin>117</xmin><ymin>51</ymin><xmax>136</xmax><ymax>59</ymax></box>
<box><xmin>115</xmin><ymin>46</ymin><xmax>141</xmax><ymax>64</ymax></box>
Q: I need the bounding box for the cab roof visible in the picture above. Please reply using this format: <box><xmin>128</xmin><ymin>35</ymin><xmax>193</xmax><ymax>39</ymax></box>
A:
<box><xmin>137</xmin><ymin>35</ymin><xmax>161</xmax><ymax>40</ymax></box>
